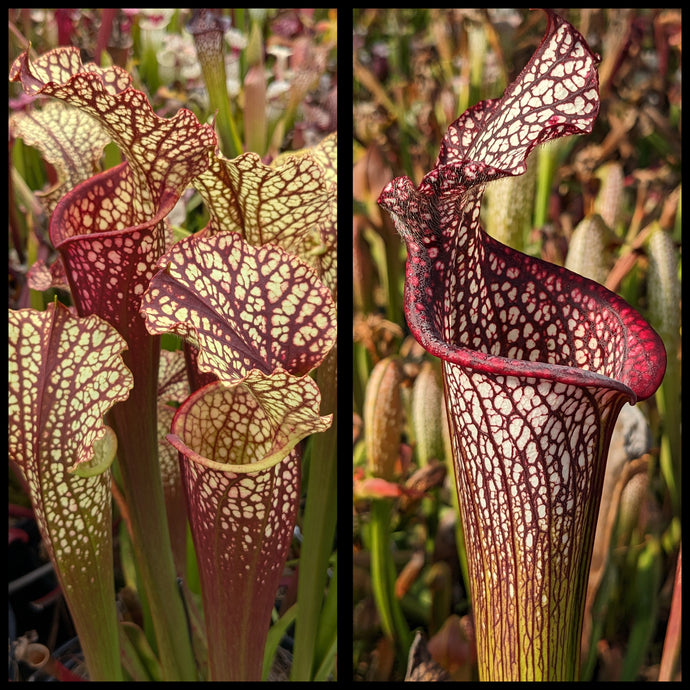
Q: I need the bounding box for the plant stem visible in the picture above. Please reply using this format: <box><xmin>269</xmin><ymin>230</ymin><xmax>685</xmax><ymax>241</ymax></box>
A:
<box><xmin>262</xmin><ymin>603</ymin><xmax>298</xmax><ymax>681</ymax></box>
<box><xmin>69</xmin><ymin>571</ymin><xmax>123</xmax><ymax>680</ymax></box>
<box><xmin>109</xmin><ymin>335</ymin><xmax>197</xmax><ymax>681</ymax></box>
<box><xmin>313</xmin><ymin>552</ymin><xmax>338</xmax><ymax>680</ymax></box>
<box><xmin>658</xmin><ymin>546</ymin><xmax>681</xmax><ymax>681</ymax></box>
<box><xmin>369</xmin><ymin>497</ymin><xmax>412</xmax><ymax>659</ymax></box>
<box><xmin>619</xmin><ymin>536</ymin><xmax>662</xmax><ymax>680</ymax></box>
<box><xmin>534</xmin><ymin>141</ymin><xmax>557</xmax><ymax>230</ymax></box>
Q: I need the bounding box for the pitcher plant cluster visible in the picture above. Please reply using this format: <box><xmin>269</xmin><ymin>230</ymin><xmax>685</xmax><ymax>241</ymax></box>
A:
<box><xmin>8</xmin><ymin>8</ymin><xmax>337</xmax><ymax>682</ymax></box>
<box><xmin>354</xmin><ymin>8</ymin><xmax>680</xmax><ymax>682</ymax></box>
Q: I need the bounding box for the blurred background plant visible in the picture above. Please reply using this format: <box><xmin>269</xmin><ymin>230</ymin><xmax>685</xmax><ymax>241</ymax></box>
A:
<box><xmin>353</xmin><ymin>8</ymin><xmax>681</xmax><ymax>682</ymax></box>
<box><xmin>8</xmin><ymin>8</ymin><xmax>337</xmax><ymax>682</ymax></box>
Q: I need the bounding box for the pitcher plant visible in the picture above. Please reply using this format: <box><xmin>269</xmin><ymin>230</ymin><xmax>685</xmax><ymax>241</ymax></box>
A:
<box><xmin>378</xmin><ymin>10</ymin><xmax>667</xmax><ymax>681</ymax></box>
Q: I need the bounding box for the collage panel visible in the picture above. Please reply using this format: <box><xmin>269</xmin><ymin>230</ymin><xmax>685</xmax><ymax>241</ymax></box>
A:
<box><xmin>9</xmin><ymin>8</ymin><xmax>337</xmax><ymax>682</ymax></box>
<box><xmin>353</xmin><ymin>8</ymin><xmax>680</xmax><ymax>682</ymax></box>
